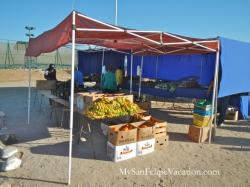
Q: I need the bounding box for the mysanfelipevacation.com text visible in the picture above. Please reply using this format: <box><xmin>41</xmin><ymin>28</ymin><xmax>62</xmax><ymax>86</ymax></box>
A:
<box><xmin>120</xmin><ymin>168</ymin><xmax>221</xmax><ymax>177</ymax></box>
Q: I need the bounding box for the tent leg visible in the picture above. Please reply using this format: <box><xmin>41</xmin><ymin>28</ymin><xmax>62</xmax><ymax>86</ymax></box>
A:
<box><xmin>68</xmin><ymin>11</ymin><xmax>76</xmax><ymax>185</ymax></box>
<box><xmin>28</xmin><ymin>57</ymin><xmax>31</xmax><ymax>125</ymax></box>
<box><xmin>138</xmin><ymin>56</ymin><xmax>143</xmax><ymax>99</ymax></box>
<box><xmin>156</xmin><ymin>56</ymin><xmax>158</xmax><ymax>79</ymax></box>
<box><xmin>100</xmin><ymin>49</ymin><xmax>105</xmax><ymax>86</ymax></box>
<box><xmin>130</xmin><ymin>54</ymin><xmax>133</xmax><ymax>94</ymax></box>
<box><xmin>208</xmin><ymin>48</ymin><xmax>220</xmax><ymax>144</ymax></box>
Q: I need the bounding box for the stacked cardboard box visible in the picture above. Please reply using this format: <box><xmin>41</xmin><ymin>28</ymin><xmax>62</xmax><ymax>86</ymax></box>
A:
<box><xmin>135</xmin><ymin>115</ymin><xmax>168</xmax><ymax>150</ymax></box>
<box><xmin>133</xmin><ymin>122</ymin><xmax>155</xmax><ymax>156</ymax></box>
<box><xmin>106</xmin><ymin>115</ymin><xmax>168</xmax><ymax>161</ymax></box>
<box><xmin>107</xmin><ymin>123</ymin><xmax>138</xmax><ymax>162</ymax></box>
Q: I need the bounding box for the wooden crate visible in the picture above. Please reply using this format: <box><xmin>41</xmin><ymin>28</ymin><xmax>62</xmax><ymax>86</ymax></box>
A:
<box><xmin>188</xmin><ymin>125</ymin><xmax>210</xmax><ymax>143</ymax></box>
<box><xmin>150</xmin><ymin>117</ymin><xmax>167</xmax><ymax>136</ymax></box>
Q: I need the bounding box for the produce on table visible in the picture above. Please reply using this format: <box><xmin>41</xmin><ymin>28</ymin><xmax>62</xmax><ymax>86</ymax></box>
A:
<box><xmin>85</xmin><ymin>97</ymin><xmax>139</xmax><ymax>119</ymax></box>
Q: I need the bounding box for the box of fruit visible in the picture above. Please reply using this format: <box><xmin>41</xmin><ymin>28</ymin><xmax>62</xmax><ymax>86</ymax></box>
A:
<box><xmin>108</xmin><ymin>123</ymin><xmax>138</xmax><ymax>146</ymax></box>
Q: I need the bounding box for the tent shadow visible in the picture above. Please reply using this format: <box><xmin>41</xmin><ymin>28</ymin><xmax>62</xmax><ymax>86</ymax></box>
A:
<box><xmin>218</xmin><ymin>120</ymin><xmax>250</xmax><ymax>133</ymax></box>
<box><xmin>221</xmin><ymin>146</ymin><xmax>250</xmax><ymax>152</ymax></box>
<box><xmin>0</xmin><ymin>175</ymin><xmax>67</xmax><ymax>186</ymax></box>
<box><xmin>218</xmin><ymin>125</ymin><xmax>250</xmax><ymax>133</ymax></box>
<box><xmin>168</xmin><ymin>132</ymin><xmax>192</xmax><ymax>143</ymax></box>
<box><xmin>214</xmin><ymin>136</ymin><xmax>250</xmax><ymax>147</ymax></box>
<box><xmin>30</xmin><ymin>132</ymin><xmax>110</xmax><ymax>162</ymax></box>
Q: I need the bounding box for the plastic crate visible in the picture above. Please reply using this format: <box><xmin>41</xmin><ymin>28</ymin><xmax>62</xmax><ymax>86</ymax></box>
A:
<box><xmin>193</xmin><ymin>108</ymin><xmax>212</xmax><ymax>116</ymax></box>
<box><xmin>194</xmin><ymin>100</ymin><xmax>212</xmax><ymax>111</ymax></box>
<box><xmin>193</xmin><ymin>113</ymin><xmax>212</xmax><ymax>127</ymax></box>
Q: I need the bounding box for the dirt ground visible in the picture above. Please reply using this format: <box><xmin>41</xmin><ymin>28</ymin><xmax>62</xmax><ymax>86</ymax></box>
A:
<box><xmin>0</xmin><ymin>70</ymin><xmax>249</xmax><ymax>187</ymax></box>
<box><xmin>0</xmin><ymin>69</ymin><xmax>71</xmax><ymax>87</ymax></box>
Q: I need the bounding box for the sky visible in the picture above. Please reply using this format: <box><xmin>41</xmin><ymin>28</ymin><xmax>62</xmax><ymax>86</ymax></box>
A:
<box><xmin>0</xmin><ymin>0</ymin><xmax>250</xmax><ymax>43</ymax></box>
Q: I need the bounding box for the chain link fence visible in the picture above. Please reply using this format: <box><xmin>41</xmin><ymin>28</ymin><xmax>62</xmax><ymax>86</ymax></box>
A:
<box><xmin>0</xmin><ymin>39</ymin><xmax>74</xmax><ymax>69</ymax></box>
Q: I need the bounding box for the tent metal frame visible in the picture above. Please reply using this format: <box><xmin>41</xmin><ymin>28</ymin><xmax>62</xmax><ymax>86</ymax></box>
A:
<box><xmin>71</xmin><ymin>10</ymin><xmax>220</xmax><ymax>185</ymax></box>
<box><xmin>26</xmin><ymin>10</ymin><xmax>220</xmax><ymax>185</ymax></box>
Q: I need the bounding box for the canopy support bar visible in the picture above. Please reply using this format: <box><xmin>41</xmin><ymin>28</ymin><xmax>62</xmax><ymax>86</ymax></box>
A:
<box><xmin>138</xmin><ymin>56</ymin><xmax>144</xmax><ymax>98</ymax></box>
<box><xmin>68</xmin><ymin>10</ymin><xmax>75</xmax><ymax>185</ymax></box>
<box><xmin>101</xmin><ymin>49</ymin><xmax>105</xmax><ymax>84</ymax></box>
<box><xmin>130</xmin><ymin>53</ymin><xmax>133</xmax><ymax>94</ymax></box>
<box><xmin>28</xmin><ymin>57</ymin><xmax>31</xmax><ymax>125</ymax></box>
<box><xmin>208</xmin><ymin>41</ymin><xmax>220</xmax><ymax>144</ymax></box>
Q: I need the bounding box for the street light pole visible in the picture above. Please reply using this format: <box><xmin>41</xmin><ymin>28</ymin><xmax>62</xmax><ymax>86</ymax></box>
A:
<box><xmin>25</xmin><ymin>26</ymin><xmax>35</xmax><ymax>125</ymax></box>
<box><xmin>115</xmin><ymin>0</ymin><xmax>118</xmax><ymax>25</ymax></box>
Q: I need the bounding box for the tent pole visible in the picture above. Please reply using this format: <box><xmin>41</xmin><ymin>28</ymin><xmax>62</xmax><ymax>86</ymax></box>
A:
<box><xmin>68</xmin><ymin>10</ymin><xmax>76</xmax><ymax>185</ymax></box>
<box><xmin>156</xmin><ymin>56</ymin><xmax>158</xmax><ymax>79</ymax></box>
<box><xmin>101</xmin><ymin>48</ymin><xmax>105</xmax><ymax>86</ymax></box>
<box><xmin>28</xmin><ymin>56</ymin><xmax>31</xmax><ymax>125</ymax></box>
<box><xmin>138</xmin><ymin>56</ymin><xmax>143</xmax><ymax>99</ymax></box>
<box><xmin>130</xmin><ymin>53</ymin><xmax>133</xmax><ymax>94</ymax></box>
<box><xmin>208</xmin><ymin>42</ymin><xmax>220</xmax><ymax>144</ymax></box>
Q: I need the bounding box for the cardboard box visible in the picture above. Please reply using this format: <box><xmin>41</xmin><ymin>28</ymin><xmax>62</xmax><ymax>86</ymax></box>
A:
<box><xmin>108</xmin><ymin>124</ymin><xmax>137</xmax><ymax>146</ymax></box>
<box><xmin>136</xmin><ymin>138</ymin><xmax>155</xmax><ymax>156</ymax></box>
<box><xmin>188</xmin><ymin>125</ymin><xmax>210</xmax><ymax>143</ymax></box>
<box><xmin>102</xmin><ymin>120</ymin><xmax>144</xmax><ymax>137</ymax></box>
<box><xmin>133</xmin><ymin>122</ymin><xmax>155</xmax><ymax>141</ymax></box>
<box><xmin>36</xmin><ymin>80</ymin><xmax>56</xmax><ymax>90</ymax></box>
<box><xmin>104</xmin><ymin>94</ymin><xmax>134</xmax><ymax>103</ymax></box>
<box><xmin>155</xmin><ymin>134</ymin><xmax>169</xmax><ymax>150</ymax></box>
<box><xmin>77</xmin><ymin>92</ymin><xmax>134</xmax><ymax>111</ymax></box>
<box><xmin>107</xmin><ymin>141</ymin><xmax>136</xmax><ymax>162</ymax></box>
<box><xmin>76</xmin><ymin>92</ymin><xmax>103</xmax><ymax>110</ymax></box>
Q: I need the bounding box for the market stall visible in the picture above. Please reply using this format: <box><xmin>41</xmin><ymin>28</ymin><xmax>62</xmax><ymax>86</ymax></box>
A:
<box><xmin>25</xmin><ymin>10</ymin><xmax>220</xmax><ymax>184</ymax></box>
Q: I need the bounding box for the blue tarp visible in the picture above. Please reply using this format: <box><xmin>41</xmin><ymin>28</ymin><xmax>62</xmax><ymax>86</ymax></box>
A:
<box><xmin>78</xmin><ymin>50</ymin><xmax>126</xmax><ymax>76</ymax></box>
<box><xmin>129</xmin><ymin>53</ymin><xmax>215</xmax><ymax>86</ymax></box>
<box><xmin>219</xmin><ymin>37</ymin><xmax>250</xmax><ymax>97</ymax></box>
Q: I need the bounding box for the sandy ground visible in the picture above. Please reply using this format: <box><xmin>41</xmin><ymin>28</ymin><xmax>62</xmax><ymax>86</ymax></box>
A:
<box><xmin>0</xmin><ymin>70</ymin><xmax>250</xmax><ymax>187</ymax></box>
<box><xmin>0</xmin><ymin>69</ymin><xmax>71</xmax><ymax>87</ymax></box>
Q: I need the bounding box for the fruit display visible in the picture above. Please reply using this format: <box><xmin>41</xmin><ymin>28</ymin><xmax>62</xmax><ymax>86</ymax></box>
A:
<box><xmin>85</xmin><ymin>97</ymin><xmax>139</xmax><ymax>119</ymax></box>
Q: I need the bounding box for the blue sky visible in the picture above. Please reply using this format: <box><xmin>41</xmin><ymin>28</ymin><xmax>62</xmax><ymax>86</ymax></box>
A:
<box><xmin>0</xmin><ymin>0</ymin><xmax>249</xmax><ymax>42</ymax></box>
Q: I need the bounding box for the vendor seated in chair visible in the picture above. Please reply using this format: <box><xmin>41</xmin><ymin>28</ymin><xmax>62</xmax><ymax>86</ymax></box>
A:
<box><xmin>102</xmin><ymin>65</ymin><xmax>117</xmax><ymax>93</ymax></box>
<box><xmin>44</xmin><ymin>64</ymin><xmax>57</xmax><ymax>81</ymax></box>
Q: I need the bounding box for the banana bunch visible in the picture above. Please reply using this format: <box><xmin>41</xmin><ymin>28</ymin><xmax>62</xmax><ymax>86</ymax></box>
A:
<box><xmin>85</xmin><ymin>97</ymin><xmax>139</xmax><ymax>119</ymax></box>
